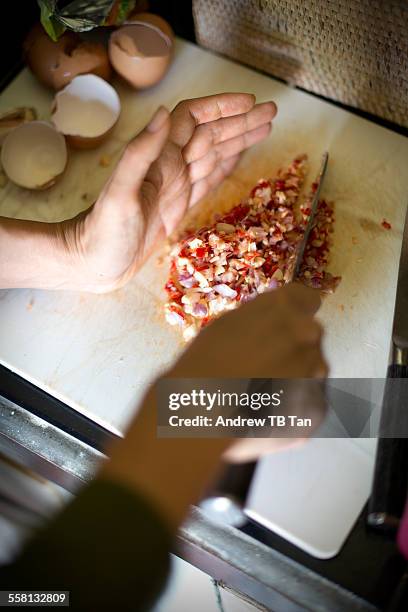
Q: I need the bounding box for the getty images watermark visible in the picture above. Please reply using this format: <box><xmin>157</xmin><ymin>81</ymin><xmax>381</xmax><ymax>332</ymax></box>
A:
<box><xmin>156</xmin><ymin>378</ymin><xmax>408</xmax><ymax>439</ymax></box>
<box><xmin>167</xmin><ymin>388</ymin><xmax>309</xmax><ymax>429</ymax></box>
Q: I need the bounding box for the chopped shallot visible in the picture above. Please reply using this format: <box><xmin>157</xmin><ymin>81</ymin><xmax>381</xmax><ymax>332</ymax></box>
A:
<box><xmin>164</xmin><ymin>155</ymin><xmax>341</xmax><ymax>340</ymax></box>
<box><xmin>213</xmin><ymin>284</ymin><xmax>238</xmax><ymax>299</ymax></box>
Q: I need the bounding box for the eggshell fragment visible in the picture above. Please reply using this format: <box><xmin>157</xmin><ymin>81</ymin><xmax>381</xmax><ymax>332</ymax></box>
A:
<box><xmin>24</xmin><ymin>24</ymin><xmax>111</xmax><ymax>91</ymax></box>
<box><xmin>1</xmin><ymin>121</ymin><xmax>67</xmax><ymax>190</ymax></box>
<box><xmin>109</xmin><ymin>19</ymin><xmax>173</xmax><ymax>89</ymax></box>
<box><xmin>51</xmin><ymin>74</ymin><xmax>121</xmax><ymax>149</ymax></box>
<box><xmin>126</xmin><ymin>12</ymin><xmax>174</xmax><ymax>41</ymax></box>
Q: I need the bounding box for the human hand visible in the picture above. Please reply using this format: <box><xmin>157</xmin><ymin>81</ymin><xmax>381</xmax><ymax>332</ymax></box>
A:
<box><xmin>57</xmin><ymin>94</ymin><xmax>276</xmax><ymax>292</ymax></box>
<box><xmin>171</xmin><ymin>283</ymin><xmax>326</xmax><ymax>379</ymax></box>
<box><xmin>170</xmin><ymin>283</ymin><xmax>327</xmax><ymax>460</ymax></box>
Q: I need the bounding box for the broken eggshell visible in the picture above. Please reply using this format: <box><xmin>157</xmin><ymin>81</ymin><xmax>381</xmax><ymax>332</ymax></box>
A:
<box><xmin>108</xmin><ymin>18</ymin><xmax>173</xmax><ymax>89</ymax></box>
<box><xmin>51</xmin><ymin>74</ymin><xmax>121</xmax><ymax>149</ymax></box>
<box><xmin>24</xmin><ymin>23</ymin><xmax>111</xmax><ymax>91</ymax></box>
<box><xmin>1</xmin><ymin>121</ymin><xmax>67</xmax><ymax>190</ymax></box>
<box><xmin>125</xmin><ymin>12</ymin><xmax>174</xmax><ymax>41</ymax></box>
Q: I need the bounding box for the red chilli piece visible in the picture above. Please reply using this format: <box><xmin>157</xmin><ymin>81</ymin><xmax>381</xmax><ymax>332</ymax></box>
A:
<box><xmin>179</xmin><ymin>247</ymin><xmax>190</xmax><ymax>258</ymax></box>
<box><xmin>195</xmin><ymin>263</ymin><xmax>210</xmax><ymax>271</ymax></box>
<box><xmin>165</xmin><ymin>280</ymin><xmax>178</xmax><ymax>293</ymax></box>
<box><xmin>169</xmin><ymin>304</ymin><xmax>186</xmax><ymax>319</ymax></box>
<box><xmin>165</xmin><ymin>281</ymin><xmax>183</xmax><ymax>304</ymax></box>
<box><xmin>381</xmin><ymin>219</ymin><xmax>392</xmax><ymax>230</ymax></box>
<box><xmin>195</xmin><ymin>247</ymin><xmax>207</xmax><ymax>258</ymax></box>
<box><xmin>223</xmin><ymin>204</ymin><xmax>250</xmax><ymax>224</ymax></box>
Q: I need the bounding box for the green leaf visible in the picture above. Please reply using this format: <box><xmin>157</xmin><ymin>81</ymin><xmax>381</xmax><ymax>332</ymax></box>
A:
<box><xmin>37</xmin><ymin>0</ymin><xmax>136</xmax><ymax>39</ymax></box>
<box><xmin>37</xmin><ymin>0</ymin><xmax>66</xmax><ymax>41</ymax></box>
<box><xmin>57</xmin><ymin>0</ymin><xmax>116</xmax><ymax>32</ymax></box>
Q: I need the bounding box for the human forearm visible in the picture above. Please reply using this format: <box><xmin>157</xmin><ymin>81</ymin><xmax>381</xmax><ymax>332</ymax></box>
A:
<box><xmin>0</xmin><ymin>216</ymin><xmax>75</xmax><ymax>290</ymax></box>
<box><xmin>0</xmin><ymin>385</ymin><xmax>229</xmax><ymax>609</ymax></box>
<box><xmin>101</xmin><ymin>386</ymin><xmax>230</xmax><ymax>530</ymax></box>
<box><xmin>1</xmin><ymin>480</ymin><xmax>172</xmax><ymax>612</ymax></box>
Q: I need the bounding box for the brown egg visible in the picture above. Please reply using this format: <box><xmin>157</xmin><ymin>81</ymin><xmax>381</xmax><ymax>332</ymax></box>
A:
<box><xmin>51</xmin><ymin>74</ymin><xmax>121</xmax><ymax>150</ymax></box>
<box><xmin>24</xmin><ymin>23</ymin><xmax>111</xmax><ymax>91</ymax></box>
<box><xmin>108</xmin><ymin>17</ymin><xmax>173</xmax><ymax>89</ymax></box>
<box><xmin>1</xmin><ymin>121</ymin><xmax>67</xmax><ymax>190</ymax></box>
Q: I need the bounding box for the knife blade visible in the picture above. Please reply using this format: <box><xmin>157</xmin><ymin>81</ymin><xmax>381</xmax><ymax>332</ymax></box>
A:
<box><xmin>288</xmin><ymin>151</ymin><xmax>329</xmax><ymax>282</ymax></box>
<box><xmin>368</xmin><ymin>205</ymin><xmax>408</xmax><ymax>532</ymax></box>
<box><xmin>392</xmin><ymin>208</ymin><xmax>408</xmax><ymax>355</ymax></box>
<box><xmin>201</xmin><ymin>154</ymin><xmax>329</xmax><ymax>526</ymax></box>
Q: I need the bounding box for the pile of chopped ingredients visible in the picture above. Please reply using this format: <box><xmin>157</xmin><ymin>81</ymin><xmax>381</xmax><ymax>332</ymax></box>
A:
<box><xmin>164</xmin><ymin>155</ymin><xmax>341</xmax><ymax>341</ymax></box>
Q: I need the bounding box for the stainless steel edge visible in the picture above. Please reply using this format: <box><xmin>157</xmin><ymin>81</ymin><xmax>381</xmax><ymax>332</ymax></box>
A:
<box><xmin>177</xmin><ymin>507</ymin><xmax>377</xmax><ymax>612</ymax></box>
<box><xmin>0</xmin><ymin>396</ymin><xmax>104</xmax><ymax>493</ymax></box>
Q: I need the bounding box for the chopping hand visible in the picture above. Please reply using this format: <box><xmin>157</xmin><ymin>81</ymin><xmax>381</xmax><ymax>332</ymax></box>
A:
<box><xmin>201</xmin><ymin>155</ymin><xmax>329</xmax><ymax>526</ymax></box>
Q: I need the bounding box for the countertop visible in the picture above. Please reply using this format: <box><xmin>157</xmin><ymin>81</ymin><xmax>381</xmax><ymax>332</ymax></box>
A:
<box><xmin>1</xmin><ymin>39</ymin><xmax>408</xmax><ymax>434</ymax></box>
<box><xmin>1</xmin><ymin>37</ymin><xmax>408</xmax><ymax>610</ymax></box>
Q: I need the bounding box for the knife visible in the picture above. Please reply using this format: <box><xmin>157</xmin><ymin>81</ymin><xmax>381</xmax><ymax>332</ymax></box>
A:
<box><xmin>200</xmin><ymin>153</ymin><xmax>329</xmax><ymax>526</ymax></box>
<box><xmin>288</xmin><ymin>151</ymin><xmax>329</xmax><ymax>282</ymax></box>
<box><xmin>368</xmin><ymin>206</ymin><xmax>408</xmax><ymax>532</ymax></box>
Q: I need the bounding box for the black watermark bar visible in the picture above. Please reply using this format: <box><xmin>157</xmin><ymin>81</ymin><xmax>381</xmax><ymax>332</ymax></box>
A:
<box><xmin>0</xmin><ymin>592</ymin><xmax>69</xmax><ymax>607</ymax></box>
<box><xmin>156</xmin><ymin>378</ymin><xmax>407</xmax><ymax>438</ymax></box>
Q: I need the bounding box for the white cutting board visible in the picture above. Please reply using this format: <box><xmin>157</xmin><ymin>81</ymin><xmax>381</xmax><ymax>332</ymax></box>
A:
<box><xmin>246</xmin><ymin>382</ymin><xmax>382</xmax><ymax>559</ymax></box>
<box><xmin>1</xmin><ymin>38</ymin><xmax>408</xmax><ymax>556</ymax></box>
<box><xmin>245</xmin><ymin>437</ymin><xmax>377</xmax><ymax>559</ymax></box>
<box><xmin>246</xmin><ymin>383</ymin><xmax>379</xmax><ymax>559</ymax></box>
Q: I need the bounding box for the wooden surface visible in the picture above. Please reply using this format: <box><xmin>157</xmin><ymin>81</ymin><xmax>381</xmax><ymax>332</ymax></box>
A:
<box><xmin>0</xmin><ymin>37</ymin><xmax>407</xmax><ymax>437</ymax></box>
